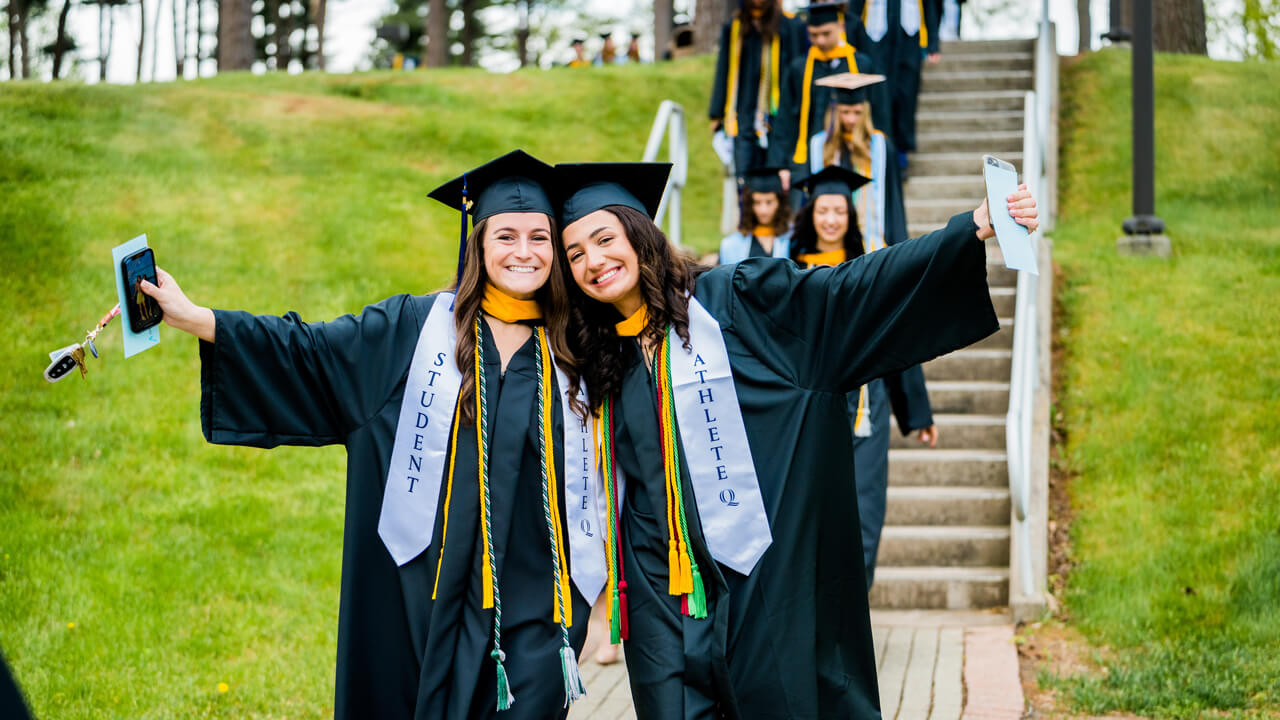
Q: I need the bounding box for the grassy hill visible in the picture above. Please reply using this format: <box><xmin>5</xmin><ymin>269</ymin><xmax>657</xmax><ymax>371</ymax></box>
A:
<box><xmin>0</xmin><ymin>57</ymin><xmax>720</xmax><ymax>718</ymax></box>
<box><xmin>1047</xmin><ymin>50</ymin><xmax>1280</xmax><ymax>718</ymax></box>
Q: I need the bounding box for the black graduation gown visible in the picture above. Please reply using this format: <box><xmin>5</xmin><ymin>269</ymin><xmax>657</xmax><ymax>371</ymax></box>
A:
<box><xmin>709</xmin><ymin>14</ymin><xmax>810</xmax><ymax>177</ymax></box>
<box><xmin>848</xmin><ymin>0</ymin><xmax>942</xmax><ymax>153</ymax></box>
<box><xmin>611</xmin><ymin>212</ymin><xmax>997</xmax><ymax>719</ymax></box>
<box><xmin>0</xmin><ymin>651</ymin><xmax>33</xmax><ymax>720</ymax></box>
<box><xmin>770</xmin><ymin>47</ymin><xmax>889</xmax><ymax>187</ymax></box>
<box><xmin>199</xmin><ymin>294</ymin><xmax>589</xmax><ymax>720</ymax></box>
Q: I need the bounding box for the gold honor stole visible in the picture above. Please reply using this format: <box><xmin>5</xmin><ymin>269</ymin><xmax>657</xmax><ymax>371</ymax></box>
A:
<box><xmin>378</xmin><ymin>293</ymin><xmax>607</xmax><ymax>604</ymax></box>
<box><xmin>723</xmin><ymin>18</ymin><xmax>782</xmax><ymax>139</ymax></box>
<box><xmin>793</xmin><ymin>44</ymin><xmax>858</xmax><ymax>164</ymax></box>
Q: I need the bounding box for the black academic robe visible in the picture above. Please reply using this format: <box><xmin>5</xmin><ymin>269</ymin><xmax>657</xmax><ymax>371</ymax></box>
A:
<box><xmin>832</xmin><ymin>140</ymin><xmax>909</xmax><ymax>249</ymax></box>
<box><xmin>848</xmin><ymin>0</ymin><xmax>942</xmax><ymax>153</ymax></box>
<box><xmin>0</xmin><ymin>651</ymin><xmax>32</xmax><ymax>720</ymax></box>
<box><xmin>611</xmin><ymin>212</ymin><xmax>997</xmax><ymax>719</ymax></box>
<box><xmin>199</xmin><ymin>294</ymin><xmax>589</xmax><ymax>720</ymax></box>
<box><xmin>771</xmin><ymin>47</ymin><xmax>889</xmax><ymax>189</ymax></box>
<box><xmin>709</xmin><ymin>13</ymin><xmax>809</xmax><ymax>177</ymax></box>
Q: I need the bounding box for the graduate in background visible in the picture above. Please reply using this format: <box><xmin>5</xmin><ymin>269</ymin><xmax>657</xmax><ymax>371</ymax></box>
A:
<box><xmin>568</xmin><ymin>38</ymin><xmax>590</xmax><ymax>68</ymax></box>
<box><xmin>719</xmin><ymin>167</ymin><xmax>794</xmax><ymax>264</ymax></box>
<box><xmin>771</xmin><ymin>1</ymin><xmax>887</xmax><ymax>208</ymax></box>
<box><xmin>625</xmin><ymin>32</ymin><xmax>644</xmax><ymax>64</ymax></box>
<box><xmin>708</xmin><ymin>0</ymin><xmax>809</xmax><ymax>183</ymax></box>
<box><xmin>139</xmin><ymin>151</ymin><xmax>604</xmax><ymax>719</ymax></box>
<box><xmin>550</xmin><ymin>161</ymin><xmax>1039</xmax><ymax>718</ymax></box>
<box><xmin>595</xmin><ymin>32</ymin><xmax>619</xmax><ymax>65</ymax></box>
<box><xmin>849</xmin><ymin>0</ymin><xmax>942</xmax><ymax>175</ymax></box>
<box><xmin>790</xmin><ymin>165</ymin><xmax>938</xmax><ymax>590</ymax></box>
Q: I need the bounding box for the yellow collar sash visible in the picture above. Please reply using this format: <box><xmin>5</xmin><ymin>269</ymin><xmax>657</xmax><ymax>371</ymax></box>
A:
<box><xmin>796</xmin><ymin>248</ymin><xmax>848</xmax><ymax>267</ymax></box>
<box><xmin>481</xmin><ymin>283</ymin><xmax>542</xmax><ymax>323</ymax></box>
<box><xmin>615</xmin><ymin>305</ymin><xmax>649</xmax><ymax>337</ymax></box>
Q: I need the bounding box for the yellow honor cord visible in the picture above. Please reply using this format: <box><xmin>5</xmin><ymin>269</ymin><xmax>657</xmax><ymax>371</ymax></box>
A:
<box><xmin>793</xmin><ymin>45</ymin><xmax>857</xmax><ymax>164</ymax></box>
<box><xmin>725</xmin><ymin>18</ymin><xmax>742</xmax><ymax>137</ymax></box>
<box><xmin>615</xmin><ymin>305</ymin><xmax>648</xmax><ymax>337</ymax></box>
<box><xmin>797</xmin><ymin>248</ymin><xmax>848</xmax><ymax>267</ymax></box>
<box><xmin>481</xmin><ymin>283</ymin><xmax>543</xmax><ymax>323</ymax></box>
<box><xmin>769</xmin><ymin>34</ymin><xmax>781</xmax><ymax>114</ymax></box>
<box><xmin>432</xmin><ymin>401</ymin><xmax>465</xmax><ymax>600</ymax></box>
<box><xmin>919</xmin><ymin>0</ymin><xmax>928</xmax><ymax>48</ymax></box>
<box><xmin>854</xmin><ymin>384</ymin><xmax>870</xmax><ymax>434</ymax></box>
<box><xmin>537</xmin><ymin>328</ymin><xmax>574</xmax><ymax>627</ymax></box>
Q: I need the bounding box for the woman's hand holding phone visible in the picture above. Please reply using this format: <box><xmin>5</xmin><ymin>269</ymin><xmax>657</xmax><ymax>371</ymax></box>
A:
<box><xmin>139</xmin><ymin>268</ymin><xmax>217</xmax><ymax>343</ymax></box>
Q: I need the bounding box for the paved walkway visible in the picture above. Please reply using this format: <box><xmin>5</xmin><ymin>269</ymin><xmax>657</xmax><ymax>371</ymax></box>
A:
<box><xmin>567</xmin><ymin>611</ymin><xmax>1025</xmax><ymax>720</ymax></box>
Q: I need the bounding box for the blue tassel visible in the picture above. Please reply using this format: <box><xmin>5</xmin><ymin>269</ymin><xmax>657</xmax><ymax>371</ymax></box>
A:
<box><xmin>455</xmin><ymin>175</ymin><xmax>469</xmax><ymax>288</ymax></box>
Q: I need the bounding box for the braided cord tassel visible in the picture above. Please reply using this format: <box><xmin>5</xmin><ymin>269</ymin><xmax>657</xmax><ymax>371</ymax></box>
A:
<box><xmin>475</xmin><ymin>318</ymin><xmax>514</xmax><ymax>711</ymax></box>
<box><xmin>664</xmin><ymin>337</ymin><xmax>707</xmax><ymax>620</ymax></box>
<box><xmin>535</xmin><ymin>330</ymin><xmax>585</xmax><ymax>707</ymax></box>
<box><xmin>601</xmin><ymin>398</ymin><xmax>626</xmax><ymax>644</ymax></box>
<box><xmin>654</xmin><ymin>340</ymin><xmax>683</xmax><ymax>595</ymax></box>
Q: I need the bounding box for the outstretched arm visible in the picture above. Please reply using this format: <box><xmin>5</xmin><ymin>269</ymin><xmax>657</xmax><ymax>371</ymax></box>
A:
<box><xmin>140</xmin><ymin>268</ymin><xmax>216</xmax><ymax>342</ymax></box>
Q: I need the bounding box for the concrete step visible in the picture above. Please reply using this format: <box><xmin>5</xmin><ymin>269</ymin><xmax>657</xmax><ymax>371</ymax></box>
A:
<box><xmin>988</xmin><ymin>286</ymin><xmax>1016</xmax><ymax>316</ymax></box>
<box><xmin>926</xmin><ymin>379</ymin><xmax>1009</xmax><ymax>413</ymax></box>
<box><xmin>904</xmin><ymin>173</ymin><xmax>988</xmax><ymax>200</ymax></box>
<box><xmin>869</xmin><ymin>566</ymin><xmax>1010</xmax><ymax>609</ymax></box>
<box><xmin>907</xmin><ymin>197</ymin><xmax>985</xmax><ymax>226</ymax></box>
<box><xmin>908</xmin><ymin>151</ymin><xmax>1021</xmax><ymax>177</ymax></box>
<box><xmin>916</xmin><ymin>110</ymin><xmax>1025</xmax><ymax>134</ymax></box>
<box><xmin>971</xmin><ymin>318</ymin><xmax>1013</xmax><ymax>351</ymax></box>
<box><xmin>915</xmin><ymin>130</ymin><xmax>1024</xmax><ymax>154</ymax></box>
<box><xmin>940</xmin><ymin>39</ymin><xmax>1035</xmax><ymax>55</ymax></box>
<box><xmin>918</xmin><ymin>90</ymin><xmax>1026</xmax><ymax>113</ymax></box>
<box><xmin>884</xmin><ymin>487</ymin><xmax>1012</xmax><ymax>526</ymax></box>
<box><xmin>927</xmin><ymin>52</ymin><xmax>1033</xmax><ymax>73</ymax></box>
<box><xmin>921</xmin><ymin>70</ymin><xmax>1033</xmax><ymax>93</ymax></box>
<box><xmin>923</xmin><ymin>350</ymin><xmax>1012</xmax><ymax>382</ymax></box>
<box><xmin>888</xmin><ymin>448</ymin><xmax>1007</xmax><ymax>487</ymax></box>
<box><xmin>878</xmin><ymin>525</ymin><xmax>1011</xmax><ymax>566</ymax></box>
<box><xmin>987</xmin><ymin>263</ymin><xmax>1018</xmax><ymax>287</ymax></box>
<box><xmin>890</xmin><ymin>413</ymin><xmax>1005</xmax><ymax>449</ymax></box>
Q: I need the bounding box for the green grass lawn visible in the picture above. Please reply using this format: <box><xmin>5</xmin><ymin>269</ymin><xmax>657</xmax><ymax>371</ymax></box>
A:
<box><xmin>0</xmin><ymin>57</ymin><xmax>720</xmax><ymax>718</ymax></box>
<box><xmin>1047</xmin><ymin>50</ymin><xmax>1280</xmax><ymax>718</ymax></box>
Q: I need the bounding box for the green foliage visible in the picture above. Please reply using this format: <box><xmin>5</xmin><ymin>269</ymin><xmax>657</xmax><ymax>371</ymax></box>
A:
<box><xmin>1047</xmin><ymin>49</ymin><xmax>1280</xmax><ymax>717</ymax></box>
<box><xmin>0</xmin><ymin>57</ymin><xmax>720</xmax><ymax>717</ymax></box>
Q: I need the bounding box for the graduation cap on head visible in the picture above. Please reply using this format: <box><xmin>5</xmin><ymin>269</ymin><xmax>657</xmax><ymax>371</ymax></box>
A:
<box><xmin>555</xmin><ymin>162</ymin><xmax>672</xmax><ymax>229</ymax></box>
<box><xmin>571</xmin><ymin>36</ymin><xmax>586</xmax><ymax>46</ymax></box>
<box><xmin>600</xmin><ymin>32</ymin><xmax>614</xmax><ymax>41</ymax></box>
<box><xmin>743</xmin><ymin>167</ymin><xmax>785</xmax><ymax>195</ymax></box>
<box><xmin>427</xmin><ymin>150</ymin><xmax>557</xmax><ymax>286</ymax></box>
<box><xmin>802</xmin><ymin>164</ymin><xmax>872</xmax><ymax>198</ymax></box>
<box><xmin>816</xmin><ymin>71</ymin><xmax>886</xmax><ymax>105</ymax></box>
<box><xmin>804</xmin><ymin>0</ymin><xmax>845</xmax><ymax>26</ymax></box>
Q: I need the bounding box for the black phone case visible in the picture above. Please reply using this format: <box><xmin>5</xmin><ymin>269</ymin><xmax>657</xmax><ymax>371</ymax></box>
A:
<box><xmin>122</xmin><ymin>250</ymin><xmax>163</xmax><ymax>333</ymax></box>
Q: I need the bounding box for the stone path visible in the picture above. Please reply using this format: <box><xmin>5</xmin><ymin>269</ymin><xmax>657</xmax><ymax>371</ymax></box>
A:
<box><xmin>567</xmin><ymin>611</ymin><xmax>1025</xmax><ymax>720</ymax></box>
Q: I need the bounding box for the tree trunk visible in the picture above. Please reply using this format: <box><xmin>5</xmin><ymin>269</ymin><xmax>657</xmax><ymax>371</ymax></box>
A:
<box><xmin>151</xmin><ymin>0</ymin><xmax>163</xmax><ymax>79</ymax></box>
<box><xmin>9</xmin><ymin>3</ymin><xmax>19</xmax><ymax>80</ymax></box>
<box><xmin>175</xmin><ymin>0</ymin><xmax>186</xmax><ymax>77</ymax></box>
<box><xmin>693</xmin><ymin>0</ymin><xmax>730</xmax><ymax>55</ymax></box>
<box><xmin>1153</xmin><ymin>0</ymin><xmax>1206</xmax><ymax>53</ymax></box>
<box><xmin>460</xmin><ymin>0</ymin><xmax>477</xmax><ymax>66</ymax></box>
<box><xmin>515</xmin><ymin>1</ymin><xmax>529</xmax><ymax>68</ymax></box>
<box><xmin>196</xmin><ymin>0</ymin><xmax>204</xmax><ymax>76</ymax></box>
<box><xmin>654</xmin><ymin>0</ymin><xmax>674</xmax><ymax>62</ymax></box>
<box><xmin>273</xmin><ymin>0</ymin><xmax>292</xmax><ymax>71</ymax></box>
<box><xmin>1077</xmin><ymin>0</ymin><xmax>1091</xmax><ymax>53</ymax></box>
<box><xmin>218</xmin><ymin>0</ymin><xmax>254</xmax><ymax>70</ymax></box>
<box><xmin>18</xmin><ymin>0</ymin><xmax>31</xmax><ymax>79</ymax></box>
<box><xmin>426</xmin><ymin>0</ymin><xmax>447</xmax><ymax>67</ymax></box>
<box><xmin>310</xmin><ymin>0</ymin><xmax>326</xmax><ymax>70</ymax></box>
<box><xmin>137</xmin><ymin>0</ymin><xmax>146</xmax><ymax>82</ymax></box>
<box><xmin>53</xmin><ymin>0</ymin><xmax>74</xmax><ymax>78</ymax></box>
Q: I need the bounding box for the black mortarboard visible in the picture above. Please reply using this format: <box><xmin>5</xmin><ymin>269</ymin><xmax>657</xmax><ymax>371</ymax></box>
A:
<box><xmin>555</xmin><ymin>162</ymin><xmax>672</xmax><ymax>229</ymax></box>
<box><xmin>805</xmin><ymin>1</ymin><xmax>844</xmax><ymax>26</ymax></box>
<box><xmin>571</xmin><ymin>37</ymin><xmax>585</xmax><ymax>45</ymax></box>
<box><xmin>427</xmin><ymin>149</ymin><xmax>557</xmax><ymax>285</ymax></box>
<box><xmin>817</xmin><ymin>71</ymin><xmax>886</xmax><ymax>105</ymax></box>
<box><xmin>802</xmin><ymin>165</ymin><xmax>872</xmax><ymax>198</ymax></box>
<box><xmin>743</xmin><ymin>167</ymin><xmax>785</xmax><ymax>195</ymax></box>
<box><xmin>600</xmin><ymin>32</ymin><xmax>613</xmax><ymax>41</ymax></box>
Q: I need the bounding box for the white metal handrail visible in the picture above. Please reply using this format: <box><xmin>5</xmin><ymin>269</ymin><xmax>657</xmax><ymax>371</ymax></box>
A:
<box><xmin>643</xmin><ymin>100</ymin><xmax>688</xmax><ymax>246</ymax></box>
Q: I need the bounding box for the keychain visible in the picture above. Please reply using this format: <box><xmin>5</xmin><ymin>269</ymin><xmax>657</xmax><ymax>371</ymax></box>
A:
<box><xmin>44</xmin><ymin>304</ymin><xmax>121</xmax><ymax>383</ymax></box>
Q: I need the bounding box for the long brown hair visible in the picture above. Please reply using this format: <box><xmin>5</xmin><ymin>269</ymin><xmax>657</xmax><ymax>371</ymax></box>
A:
<box><xmin>735</xmin><ymin>0</ymin><xmax>782</xmax><ymax>40</ymax></box>
<box><xmin>550</xmin><ymin>205</ymin><xmax>704</xmax><ymax>414</ymax></box>
<box><xmin>737</xmin><ymin>187</ymin><xmax>792</xmax><ymax>236</ymax></box>
<box><xmin>789</xmin><ymin>194</ymin><xmax>864</xmax><ymax>263</ymax></box>
<box><xmin>822</xmin><ymin>100</ymin><xmax>875</xmax><ymax>171</ymax></box>
<box><xmin>451</xmin><ymin>215</ymin><xmax>585</xmax><ymax>424</ymax></box>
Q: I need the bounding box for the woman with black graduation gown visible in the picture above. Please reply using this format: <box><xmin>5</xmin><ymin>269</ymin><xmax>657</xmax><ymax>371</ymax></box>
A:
<box><xmin>790</xmin><ymin>164</ymin><xmax>937</xmax><ymax>590</ymax></box>
<box><xmin>139</xmin><ymin>151</ymin><xmax>600</xmax><ymax>720</ymax></box>
<box><xmin>549</xmin><ymin>161</ymin><xmax>1039</xmax><ymax>719</ymax></box>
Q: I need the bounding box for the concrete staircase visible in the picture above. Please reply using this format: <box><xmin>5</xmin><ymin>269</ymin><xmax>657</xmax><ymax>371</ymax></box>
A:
<box><xmin>869</xmin><ymin>38</ymin><xmax>1034</xmax><ymax>611</ymax></box>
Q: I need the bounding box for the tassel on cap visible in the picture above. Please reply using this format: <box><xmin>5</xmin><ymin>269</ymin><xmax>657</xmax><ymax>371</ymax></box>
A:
<box><xmin>455</xmin><ymin>176</ymin><xmax>469</xmax><ymax>287</ymax></box>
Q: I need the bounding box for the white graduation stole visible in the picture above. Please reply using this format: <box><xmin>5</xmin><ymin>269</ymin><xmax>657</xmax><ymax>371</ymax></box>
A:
<box><xmin>377</xmin><ymin>293</ymin><xmax>608</xmax><ymax>602</ymax></box>
<box><xmin>865</xmin><ymin>0</ymin><xmax>921</xmax><ymax>41</ymax></box>
<box><xmin>857</xmin><ymin>131</ymin><xmax>889</xmax><ymax>254</ymax></box>
<box><xmin>668</xmin><ymin>296</ymin><xmax>772</xmax><ymax>576</ymax></box>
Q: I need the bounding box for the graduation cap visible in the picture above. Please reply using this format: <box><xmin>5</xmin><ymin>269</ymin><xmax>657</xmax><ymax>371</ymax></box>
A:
<box><xmin>571</xmin><ymin>37</ymin><xmax>586</xmax><ymax>46</ymax></box>
<box><xmin>743</xmin><ymin>167</ymin><xmax>785</xmax><ymax>195</ymax></box>
<box><xmin>555</xmin><ymin>162</ymin><xmax>672</xmax><ymax>229</ymax></box>
<box><xmin>804</xmin><ymin>0</ymin><xmax>845</xmax><ymax>26</ymax></box>
<box><xmin>427</xmin><ymin>150</ymin><xmax>557</xmax><ymax>285</ymax></box>
<box><xmin>816</xmin><ymin>71</ymin><xmax>886</xmax><ymax>105</ymax></box>
<box><xmin>600</xmin><ymin>32</ymin><xmax>614</xmax><ymax>41</ymax></box>
<box><xmin>802</xmin><ymin>164</ymin><xmax>872</xmax><ymax>198</ymax></box>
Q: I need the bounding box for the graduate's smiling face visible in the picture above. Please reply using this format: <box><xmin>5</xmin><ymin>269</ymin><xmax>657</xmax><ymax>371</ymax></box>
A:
<box><xmin>813</xmin><ymin>194</ymin><xmax>850</xmax><ymax>247</ymax></box>
<box><xmin>562</xmin><ymin>209</ymin><xmax>643</xmax><ymax>314</ymax></box>
<box><xmin>482</xmin><ymin>212</ymin><xmax>555</xmax><ymax>300</ymax></box>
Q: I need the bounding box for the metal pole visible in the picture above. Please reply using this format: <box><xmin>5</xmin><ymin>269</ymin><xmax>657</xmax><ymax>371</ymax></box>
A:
<box><xmin>1122</xmin><ymin>0</ymin><xmax>1164</xmax><ymax>236</ymax></box>
<box><xmin>1101</xmin><ymin>0</ymin><xmax>1130</xmax><ymax>43</ymax></box>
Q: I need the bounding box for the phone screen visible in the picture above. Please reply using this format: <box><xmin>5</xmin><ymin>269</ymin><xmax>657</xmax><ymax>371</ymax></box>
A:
<box><xmin>982</xmin><ymin>156</ymin><xmax>1038</xmax><ymax>275</ymax></box>
<box><xmin>123</xmin><ymin>249</ymin><xmax>163</xmax><ymax>332</ymax></box>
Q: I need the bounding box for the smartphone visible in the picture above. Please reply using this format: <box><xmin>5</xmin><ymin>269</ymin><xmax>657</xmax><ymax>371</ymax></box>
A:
<box><xmin>121</xmin><ymin>248</ymin><xmax>163</xmax><ymax>333</ymax></box>
<box><xmin>982</xmin><ymin>155</ymin><xmax>1037</xmax><ymax>275</ymax></box>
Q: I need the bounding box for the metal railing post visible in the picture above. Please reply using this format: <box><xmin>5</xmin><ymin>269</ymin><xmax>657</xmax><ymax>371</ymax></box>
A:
<box><xmin>643</xmin><ymin>100</ymin><xmax>688</xmax><ymax>246</ymax></box>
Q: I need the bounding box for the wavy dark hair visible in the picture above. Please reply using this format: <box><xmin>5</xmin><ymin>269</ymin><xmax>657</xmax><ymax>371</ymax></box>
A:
<box><xmin>737</xmin><ymin>187</ymin><xmax>792</xmax><ymax>236</ymax></box>
<box><xmin>550</xmin><ymin>205</ymin><xmax>703</xmax><ymax>414</ymax></box>
<box><xmin>789</xmin><ymin>194</ymin><xmax>864</xmax><ymax>264</ymax></box>
<box><xmin>735</xmin><ymin>0</ymin><xmax>783</xmax><ymax>40</ymax></box>
<box><xmin>450</xmin><ymin>215</ymin><xmax>586</xmax><ymax>425</ymax></box>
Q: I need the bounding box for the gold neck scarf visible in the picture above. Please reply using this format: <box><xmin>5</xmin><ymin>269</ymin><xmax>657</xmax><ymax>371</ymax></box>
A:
<box><xmin>481</xmin><ymin>283</ymin><xmax>542</xmax><ymax>323</ymax></box>
<box><xmin>615</xmin><ymin>305</ymin><xmax>649</xmax><ymax>337</ymax></box>
<box><xmin>752</xmin><ymin>226</ymin><xmax>775</xmax><ymax>238</ymax></box>
<box><xmin>796</xmin><ymin>248</ymin><xmax>847</xmax><ymax>267</ymax></box>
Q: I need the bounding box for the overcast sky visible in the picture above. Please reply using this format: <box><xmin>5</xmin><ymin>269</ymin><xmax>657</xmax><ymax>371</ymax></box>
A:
<box><xmin>23</xmin><ymin>0</ymin><xmax>1246</xmax><ymax>83</ymax></box>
